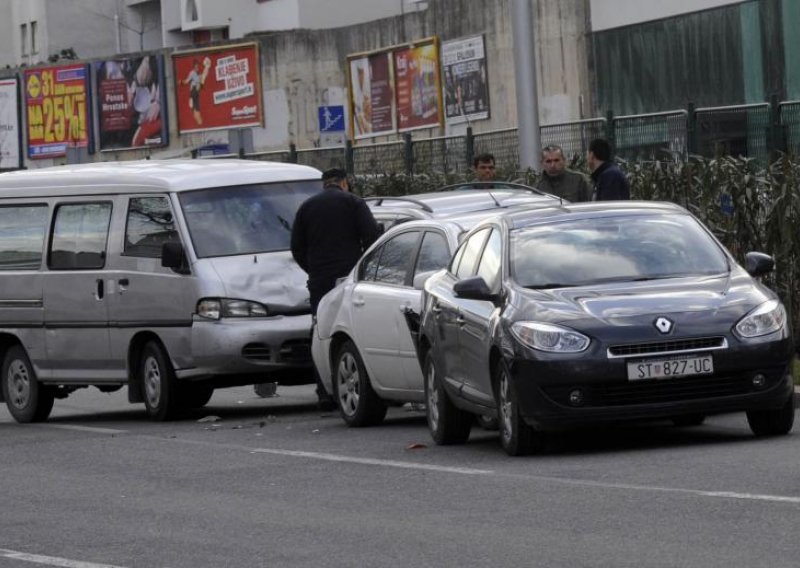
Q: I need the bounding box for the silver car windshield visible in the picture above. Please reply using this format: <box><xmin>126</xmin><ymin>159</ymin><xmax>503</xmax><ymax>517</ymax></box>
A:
<box><xmin>511</xmin><ymin>214</ymin><xmax>729</xmax><ymax>289</ymax></box>
<box><xmin>179</xmin><ymin>181</ymin><xmax>320</xmax><ymax>258</ymax></box>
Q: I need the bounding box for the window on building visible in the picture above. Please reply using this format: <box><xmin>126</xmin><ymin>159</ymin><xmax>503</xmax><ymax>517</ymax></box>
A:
<box><xmin>20</xmin><ymin>23</ymin><xmax>28</xmax><ymax>56</ymax></box>
<box><xmin>31</xmin><ymin>21</ymin><xmax>37</xmax><ymax>54</ymax></box>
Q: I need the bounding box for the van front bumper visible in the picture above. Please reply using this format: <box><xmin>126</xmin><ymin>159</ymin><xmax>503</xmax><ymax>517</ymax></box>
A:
<box><xmin>177</xmin><ymin>314</ymin><xmax>314</xmax><ymax>383</ymax></box>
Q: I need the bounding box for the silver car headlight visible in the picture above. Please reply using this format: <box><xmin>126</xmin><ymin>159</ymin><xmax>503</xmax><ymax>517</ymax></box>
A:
<box><xmin>734</xmin><ymin>300</ymin><xmax>786</xmax><ymax>338</ymax></box>
<box><xmin>511</xmin><ymin>321</ymin><xmax>590</xmax><ymax>353</ymax></box>
<box><xmin>197</xmin><ymin>298</ymin><xmax>268</xmax><ymax>320</ymax></box>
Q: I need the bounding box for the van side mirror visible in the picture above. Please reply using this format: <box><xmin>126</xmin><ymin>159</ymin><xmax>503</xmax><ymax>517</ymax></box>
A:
<box><xmin>453</xmin><ymin>276</ymin><xmax>497</xmax><ymax>302</ymax></box>
<box><xmin>161</xmin><ymin>242</ymin><xmax>190</xmax><ymax>274</ymax></box>
<box><xmin>744</xmin><ymin>252</ymin><xmax>774</xmax><ymax>277</ymax></box>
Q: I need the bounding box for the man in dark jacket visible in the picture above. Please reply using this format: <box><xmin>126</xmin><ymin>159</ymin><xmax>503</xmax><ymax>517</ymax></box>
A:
<box><xmin>291</xmin><ymin>168</ymin><xmax>381</xmax><ymax>315</ymax></box>
<box><xmin>588</xmin><ymin>138</ymin><xmax>630</xmax><ymax>201</ymax></box>
<box><xmin>538</xmin><ymin>145</ymin><xmax>591</xmax><ymax>202</ymax></box>
<box><xmin>291</xmin><ymin>168</ymin><xmax>381</xmax><ymax>410</ymax></box>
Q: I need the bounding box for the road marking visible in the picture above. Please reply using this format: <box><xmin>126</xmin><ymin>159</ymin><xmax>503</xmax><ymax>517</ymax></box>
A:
<box><xmin>0</xmin><ymin>548</ymin><xmax>126</xmax><ymax>568</ymax></box>
<box><xmin>33</xmin><ymin>424</ymin><xmax>127</xmax><ymax>435</ymax></box>
<box><xmin>249</xmin><ymin>447</ymin><xmax>494</xmax><ymax>475</ymax></box>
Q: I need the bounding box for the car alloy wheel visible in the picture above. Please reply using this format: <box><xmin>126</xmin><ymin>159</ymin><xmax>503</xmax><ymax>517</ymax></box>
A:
<box><xmin>495</xmin><ymin>359</ymin><xmax>543</xmax><ymax>456</ymax></box>
<box><xmin>333</xmin><ymin>340</ymin><xmax>386</xmax><ymax>427</ymax></box>
<box><xmin>424</xmin><ymin>351</ymin><xmax>471</xmax><ymax>445</ymax></box>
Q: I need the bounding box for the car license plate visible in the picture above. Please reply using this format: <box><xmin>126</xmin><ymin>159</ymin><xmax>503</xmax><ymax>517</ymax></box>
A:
<box><xmin>627</xmin><ymin>354</ymin><xmax>714</xmax><ymax>381</ymax></box>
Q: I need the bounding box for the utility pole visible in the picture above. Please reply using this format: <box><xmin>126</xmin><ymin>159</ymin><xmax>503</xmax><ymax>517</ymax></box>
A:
<box><xmin>511</xmin><ymin>0</ymin><xmax>541</xmax><ymax>170</ymax></box>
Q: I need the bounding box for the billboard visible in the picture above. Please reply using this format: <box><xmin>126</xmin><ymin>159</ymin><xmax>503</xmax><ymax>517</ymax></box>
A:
<box><xmin>0</xmin><ymin>78</ymin><xmax>22</xmax><ymax>169</ymax></box>
<box><xmin>394</xmin><ymin>39</ymin><xmax>442</xmax><ymax>132</ymax></box>
<box><xmin>441</xmin><ymin>35</ymin><xmax>490</xmax><ymax>125</ymax></box>
<box><xmin>349</xmin><ymin>52</ymin><xmax>396</xmax><ymax>139</ymax></box>
<box><xmin>172</xmin><ymin>43</ymin><xmax>263</xmax><ymax>134</ymax></box>
<box><xmin>95</xmin><ymin>55</ymin><xmax>168</xmax><ymax>151</ymax></box>
<box><xmin>24</xmin><ymin>64</ymin><xmax>92</xmax><ymax>159</ymax></box>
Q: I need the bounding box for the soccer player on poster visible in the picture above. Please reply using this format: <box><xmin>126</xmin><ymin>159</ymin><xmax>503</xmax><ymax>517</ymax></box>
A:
<box><xmin>183</xmin><ymin>56</ymin><xmax>211</xmax><ymax>126</ymax></box>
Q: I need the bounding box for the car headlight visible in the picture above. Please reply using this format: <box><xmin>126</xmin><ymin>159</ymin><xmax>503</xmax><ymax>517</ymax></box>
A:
<box><xmin>734</xmin><ymin>300</ymin><xmax>786</xmax><ymax>338</ymax></box>
<box><xmin>197</xmin><ymin>298</ymin><xmax>268</xmax><ymax>320</ymax></box>
<box><xmin>511</xmin><ymin>321</ymin><xmax>590</xmax><ymax>353</ymax></box>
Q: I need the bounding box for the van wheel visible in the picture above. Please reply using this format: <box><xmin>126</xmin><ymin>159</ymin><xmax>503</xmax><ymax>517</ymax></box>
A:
<box><xmin>141</xmin><ymin>341</ymin><xmax>179</xmax><ymax>421</ymax></box>
<box><xmin>181</xmin><ymin>385</ymin><xmax>214</xmax><ymax>409</ymax></box>
<box><xmin>495</xmin><ymin>359</ymin><xmax>544</xmax><ymax>456</ymax></box>
<box><xmin>2</xmin><ymin>345</ymin><xmax>54</xmax><ymax>423</ymax></box>
<box><xmin>424</xmin><ymin>351</ymin><xmax>472</xmax><ymax>445</ymax></box>
<box><xmin>747</xmin><ymin>394</ymin><xmax>795</xmax><ymax>437</ymax></box>
<box><xmin>333</xmin><ymin>340</ymin><xmax>387</xmax><ymax>427</ymax></box>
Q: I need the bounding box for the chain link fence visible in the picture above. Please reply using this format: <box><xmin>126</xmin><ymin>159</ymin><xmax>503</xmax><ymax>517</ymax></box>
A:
<box><xmin>614</xmin><ymin>111</ymin><xmax>688</xmax><ymax>162</ymax></box>
<box><xmin>694</xmin><ymin>103</ymin><xmax>770</xmax><ymax>162</ymax></box>
<box><xmin>779</xmin><ymin>101</ymin><xmax>800</xmax><ymax>156</ymax></box>
<box><xmin>541</xmin><ymin>118</ymin><xmax>607</xmax><ymax>165</ymax></box>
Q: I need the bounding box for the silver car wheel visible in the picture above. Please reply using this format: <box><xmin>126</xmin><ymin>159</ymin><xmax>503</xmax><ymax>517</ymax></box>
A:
<box><xmin>6</xmin><ymin>358</ymin><xmax>31</xmax><ymax>410</ymax></box>
<box><xmin>426</xmin><ymin>360</ymin><xmax>440</xmax><ymax>431</ymax></box>
<box><xmin>336</xmin><ymin>352</ymin><xmax>360</xmax><ymax>417</ymax></box>
<box><xmin>499</xmin><ymin>368</ymin><xmax>513</xmax><ymax>445</ymax></box>
<box><xmin>143</xmin><ymin>355</ymin><xmax>162</xmax><ymax>409</ymax></box>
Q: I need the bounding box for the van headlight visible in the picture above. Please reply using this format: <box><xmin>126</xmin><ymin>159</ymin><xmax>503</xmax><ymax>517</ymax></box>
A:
<box><xmin>197</xmin><ymin>298</ymin><xmax>268</xmax><ymax>320</ymax></box>
<box><xmin>734</xmin><ymin>300</ymin><xmax>786</xmax><ymax>338</ymax></box>
<box><xmin>511</xmin><ymin>322</ymin><xmax>590</xmax><ymax>353</ymax></box>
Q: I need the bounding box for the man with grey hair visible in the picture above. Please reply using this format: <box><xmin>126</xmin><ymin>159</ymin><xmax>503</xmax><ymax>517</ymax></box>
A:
<box><xmin>537</xmin><ymin>145</ymin><xmax>591</xmax><ymax>202</ymax></box>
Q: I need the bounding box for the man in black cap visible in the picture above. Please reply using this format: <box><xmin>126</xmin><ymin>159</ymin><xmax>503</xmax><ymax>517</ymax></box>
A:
<box><xmin>291</xmin><ymin>168</ymin><xmax>381</xmax><ymax>409</ymax></box>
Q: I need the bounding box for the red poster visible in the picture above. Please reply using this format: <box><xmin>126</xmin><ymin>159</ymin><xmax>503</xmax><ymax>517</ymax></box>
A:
<box><xmin>24</xmin><ymin>64</ymin><xmax>91</xmax><ymax>159</ymax></box>
<box><xmin>173</xmin><ymin>43</ymin><xmax>263</xmax><ymax>133</ymax></box>
<box><xmin>394</xmin><ymin>41</ymin><xmax>442</xmax><ymax>131</ymax></box>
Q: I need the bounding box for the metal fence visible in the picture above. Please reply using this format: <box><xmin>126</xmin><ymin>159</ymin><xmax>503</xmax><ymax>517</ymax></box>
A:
<box><xmin>225</xmin><ymin>100</ymin><xmax>800</xmax><ymax>175</ymax></box>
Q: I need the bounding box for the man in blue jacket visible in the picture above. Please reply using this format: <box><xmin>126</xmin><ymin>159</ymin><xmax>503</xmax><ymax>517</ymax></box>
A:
<box><xmin>588</xmin><ymin>138</ymin><xmax>630</xmax><ymax>201</ymax></box>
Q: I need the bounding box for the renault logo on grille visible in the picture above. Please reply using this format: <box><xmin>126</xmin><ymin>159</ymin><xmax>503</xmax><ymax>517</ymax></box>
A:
<box><xmin>654</xmin><ymin>317</ymin><xmax>674</xmax><ymax>335</ymax></box>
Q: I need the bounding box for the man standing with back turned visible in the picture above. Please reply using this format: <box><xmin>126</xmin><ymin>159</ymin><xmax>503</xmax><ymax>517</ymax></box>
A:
<box><xmin>291</xmin><ymin>168</ymin><xmax>381</xmax><ymax>409</ymax></box>
<box><xmin>587</xmin><ymin>138</ymin><xmax>631</xmax><ymax>201</ymax></box>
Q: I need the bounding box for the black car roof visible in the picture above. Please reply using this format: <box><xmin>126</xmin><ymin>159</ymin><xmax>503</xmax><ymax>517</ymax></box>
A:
<box><xmin>503</xmin><ymin>201</ymin><xmax>688</xmax><ymax>230</ymax></box>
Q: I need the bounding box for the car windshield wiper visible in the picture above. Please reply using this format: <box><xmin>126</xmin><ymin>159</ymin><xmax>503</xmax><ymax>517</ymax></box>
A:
<box><xmin>524</xmin><ymin>283</ymin><xmax>581</xmax><ymax>290</ymax></box>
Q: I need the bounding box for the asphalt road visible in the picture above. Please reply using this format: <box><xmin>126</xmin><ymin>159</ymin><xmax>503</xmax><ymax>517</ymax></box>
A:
<box><xmin>0</xmin><ymin>385</ymin><xmax>798</xmax><ymax>568</ymax></box>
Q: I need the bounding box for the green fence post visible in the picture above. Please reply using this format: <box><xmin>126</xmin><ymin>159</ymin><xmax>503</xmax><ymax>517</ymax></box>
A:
<box><xmin>465</xmin><ymin>126</ymin><xmax>475</xmax><ymax>171</ymax></box>
<box><xmin>403</xmin><ymin>133</ymin><xmax>414</xmax><ymax>175</ymax></box>
<box><xmin>769</xmin><ymin>94</ymin><xmax>784</xmax><ymax>160</ymax></box>
<box><xmin>687</xmin><ymin>102</ymin><xmax>698</xmax><ymax>156</ymax></box>
<box><xmin>288</xmin><ymin>143</ymin><xmax>298</xmax><ymax>163</ymax></box>
<box><xmin>605</xmin><ymin>110</ymin><xmax>615</xmax><ymax>150</ymax></box>
<box><xmin>345</xmin><ymin>140</ymin><xmax>355</xmax><ymax>176</ymax></box>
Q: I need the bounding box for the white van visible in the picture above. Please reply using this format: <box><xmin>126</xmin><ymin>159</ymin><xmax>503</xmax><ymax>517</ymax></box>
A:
<box><xmin>0</xmin><ymin>159</ymin><xmax>321</xmax><ymax>422</ymax></box>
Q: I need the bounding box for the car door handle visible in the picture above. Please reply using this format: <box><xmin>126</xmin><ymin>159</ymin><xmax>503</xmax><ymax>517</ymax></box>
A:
<box><xmin>352</xmin><ymin>297</ymin><xmax>365</xmax><ymax>307</ymax></box>
<box><xmin>119</xmin><ymin>278</ymin><xmax>130</xmax><ymax>287</ymax></box>
<box><xmin>456</xmin><ymin>316</ymin><xmax>466</xmax><ymax>325</ymax></box>
<box><xmin>95</xmin><ymin>279</ymin><xmax>104</xmax><ymax>300</ymax></box>
<box><xmin>431</xmin><ymin>306</ymin><xmax>442</xmax><ymax>314</ymax></box>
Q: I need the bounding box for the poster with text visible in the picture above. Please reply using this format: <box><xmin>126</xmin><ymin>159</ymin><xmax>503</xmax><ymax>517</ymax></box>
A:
<box><xmin>95</xmin><ymin>55</ymin><xmax>168</xmax><ymax>151</ymax></box>
<box><xmin>349</xmin><ymin>52</ymin><xmax>395</xmax><ymax>139</ymax></box>
<box><xmin>173</xmin><ymin>43</ymin><xmax>263</xmax><ymax>134</ymax></box>
<box><xmin>394</xmin><ymin>40</ymin><xmax>442</xmax><ymax>132</ymax></box>
<box><xmin>441</xmin><ymin>35</ymin><xmax>490</xmax><ymax>125</ymax></box>
<box><xmin>24</xmin><ymin>64</ymin><xmax>91</xmax><ymax>159</ymax></box>
<box><xmin>0</xmin><ymin>78</ymin><xmax>22</xmax><ymax>169</ymax></box>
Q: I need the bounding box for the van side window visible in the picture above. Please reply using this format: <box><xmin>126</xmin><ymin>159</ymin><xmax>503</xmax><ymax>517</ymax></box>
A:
<box><xmin>49</xmin><ymin>203</ymin><xmax>112</xmax><ymax>270</ymax></box>
<box><xmin>124</xmin><ymin>197</ymin><xmax>178</xmax><ymax>258</ymax></box>
<box><xmin>0</xmin><ymin>205</ymin><xmax>48</xmax><ymax>270</ymax></box>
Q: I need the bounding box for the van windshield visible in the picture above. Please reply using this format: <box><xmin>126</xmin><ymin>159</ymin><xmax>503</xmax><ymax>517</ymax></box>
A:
<box><xmin>179</xmin><ymin>181</ymin><xmax>320</xmax><ymax>258</ymax></box>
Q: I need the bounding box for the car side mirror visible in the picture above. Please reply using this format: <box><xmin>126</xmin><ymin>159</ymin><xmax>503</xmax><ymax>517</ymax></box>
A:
<box><xmin>413</xmin><ymin>270</ymin><xmax>438</xmax><ymax>290</ymax></box>
<box><xmin>453</xmin><ymin>276</ymin><xmax>496</xmax><ymax>302</ymax></box>
<box><xmin>744</xmin><ymin>252</ymin><xmax>774</xmax><ymax>277</ymax></box>
<box><xmin>161</xmin><ymin>242</ymin><xmax>190</xmax><ymax>274</ymax></box>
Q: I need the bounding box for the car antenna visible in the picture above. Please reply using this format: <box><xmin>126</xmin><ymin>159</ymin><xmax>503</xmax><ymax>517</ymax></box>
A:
<box><xmin>487</xmin><ymin>190</ymin><xmax>501</xmax><ymax>207</ymax></box>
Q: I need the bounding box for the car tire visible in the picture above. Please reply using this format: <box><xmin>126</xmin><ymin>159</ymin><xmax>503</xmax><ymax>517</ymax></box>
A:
<box><xmin>2</xmin><ymin>345</ymin><xmax>54</xmax><ymax>423</ymax></box>
<box><xmin>495</xmin><ymin>359</ymin><xmax>544</xmax><ymax>456</ymax></box>
<box><xmin>333</xmin><ymin>340</ymin><xmax>387</xmax><ymax>427</ymax></box>
<box><xmin>672</xmin><ymin>414</ymin><xmax>706</xmax><ymax>427</ymax></box>
<box><xmin>181</xmin><ymin>384</ymin><xmax>214</xmax><ymax>409</ymax></box>
<box><xmin>746</xmin><ymin>394</ymin><xmax>795</xmax><ymax>437</ymax></box>
<box><xmin>141</xmin><ymin>341</ymin><xmax>179</xmax><ymax>421</ymax></box>
<box><xmin>424</xmin><ymin>351</ymin><xmax>472</xmax><ymax>445</ymax></box>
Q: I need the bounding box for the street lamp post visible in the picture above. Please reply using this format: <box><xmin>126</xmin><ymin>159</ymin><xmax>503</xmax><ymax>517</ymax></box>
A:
<box><xmin>511</xmin><ymin>0</ymin><xmax>541</xmax><ymax>171</ymax></box>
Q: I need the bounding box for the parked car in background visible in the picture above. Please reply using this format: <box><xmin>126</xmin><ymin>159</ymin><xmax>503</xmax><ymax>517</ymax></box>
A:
<box><xmin>312</xmin><ymin>186</ymin><xmax>564</xmax><ymax>427</ymax></box>
<box><xmin>418</xmin><ymin>201</ymin><xmax>795</xmax><ymax>455</ymax></box>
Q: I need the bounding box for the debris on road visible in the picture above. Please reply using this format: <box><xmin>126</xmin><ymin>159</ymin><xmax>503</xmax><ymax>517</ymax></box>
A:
<box><xmin>197</xmin><ymin>415</ymin><xmax>221</xmax><ymax>423</ymax></box>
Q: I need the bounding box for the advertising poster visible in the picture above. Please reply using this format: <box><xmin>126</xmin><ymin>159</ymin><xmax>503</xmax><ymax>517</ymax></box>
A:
<box><xmin>349</xmin><ymin>52</ymin><xmax>395</xmax><ymax>139</ymax></box>
<box><xmin>441</xmin><ymin>35</ymin><xmax>490</xmax><ymax>125</ymax></box>
<box><xmin>394</xmin><ymin>40</ymin><xmax>442</xmax><ymax>132</ymax></box>
<box><xmin>173</xmin><ymin>43</ymin><xmax>263</xmax><ymax>134</ymax></box>
<box><xmin>95</xmin><ymin>55</ymin><xmax>168</xmax><ymax>151</ymax></box>
<box><xmin>24</xmin><ymin>64</ymin><xmax>91</xmax><ymax>159</ymax></box>
<box><xmin>0</xmin><ymin>78</ymin><xmax>22</xmax><ymax>169</ymax></box>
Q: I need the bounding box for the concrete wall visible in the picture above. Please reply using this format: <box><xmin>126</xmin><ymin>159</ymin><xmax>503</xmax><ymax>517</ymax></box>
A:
<box><xmin>46</xmin><ymin>0</ymin><xmax>120</xmax><ymax>61</ymax></box>
<box><xmin>590</xmin><ymin>0</ymin><xmax>747</xmax><ymax>31</ymax></box>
